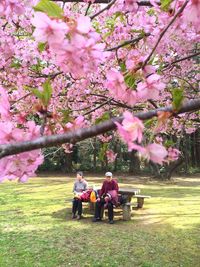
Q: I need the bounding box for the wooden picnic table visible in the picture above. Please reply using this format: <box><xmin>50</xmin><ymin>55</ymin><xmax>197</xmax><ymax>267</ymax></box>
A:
<box><xmin>96</xmin><ymin>186</ymin><xmax>140</xmax><ymax>199</ymax></box>
<box><xmin>118</xmin><ymin>187</ymin><xmax>140</xmax><ymax>199</ymax></box>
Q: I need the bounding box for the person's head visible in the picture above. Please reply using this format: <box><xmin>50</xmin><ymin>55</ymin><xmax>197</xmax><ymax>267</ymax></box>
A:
<box><xmin>76</xmin><ymin>171</ymin><xmax>84</xmax><ymax>181</ymax></box>
<box><xmin>105</xmin><ymin>172</ymin><xmax>113</xmax><ymax>182</ymax></box>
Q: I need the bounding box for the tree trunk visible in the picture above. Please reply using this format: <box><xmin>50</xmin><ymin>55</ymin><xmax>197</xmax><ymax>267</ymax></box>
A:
<box><xmin>61</xmin><ymin>153</ymin><xmax>72</xmax><ymax>173</ymax></box>
<box><xmin>195</xmin><ymin>129</ymin><xmax>200</xmax><ymax>167</ymax></box>
<box><xmin>129</xmin><ymin>150</ymin><xmax>140</xmax><ymax>174</ymax></box>
<box><xmin>93</xmin><ymin>137</ymin><xmax>97</xmax><ymax>170</ymax></box>
<box><xmin>162</xmin><ymin>158</ymin><xmax>184</xmax><ymax>180</ymax></box>
<box><xmin>114</xmin><ymin>139</ymin><xmax>118</xmax><ymax>172</ymax></box>
<box><xmin>149</xmin><ymin>161</ymin><xmax>161</xmax><ymax>178</ymax></box>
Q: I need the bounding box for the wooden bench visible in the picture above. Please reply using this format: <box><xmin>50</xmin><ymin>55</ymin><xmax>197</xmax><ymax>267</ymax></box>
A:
<box><xmin>132</xmin><ymin>195</ymin><xmax>151</xmax><ymax>209</ymax></box>
<box><xmin>81</xmin><ymin>188</ymin><xmax>149</xmax><ymax>221</ymax></box>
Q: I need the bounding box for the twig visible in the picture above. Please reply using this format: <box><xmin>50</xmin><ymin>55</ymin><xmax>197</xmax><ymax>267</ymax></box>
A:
<box><xmin>83</xmin><ymin>98</ymin><xmax>112</xmax><ymax>116</ymax></box>
<box><xmin>11</xmin><ymin>93</ymin><xmax>31</xmax><ymax>106</ymax></box>
<box><xmin>90</xmin><ymin>0</ymin><xmax>117</xmax><ymax>20</ymax></box>
<box><xmin>85</xmin><ymin>2</ymin><xmax>92</xmax><ymax>16</ymax></box>
<box><xmin>52</xmin><ymin>0</ymin><xmax>157</xmax><ymax>6</ymax></box>
<box><xmin>106</xmin><ymin>33</ymin><xmax>150</xmax><ymax>52</ymax></box>
<box><xmin>29</xmin><ymin>71</ymin><xmax>63</xmax><ymax>80</ymax></box>
<box><xmin>164</xmin><ymin>52</ymin><xmax>200</xmax><ymax>69</ymax></box>
<box><xmin>40</xmin><ymin>112</ymin><xmax>48</xmax><ymax>136</ymax></box>
<box><xmin>44</xmin><ymin>147</ymin><xmax>62</xmax><ymax>158</ymax></box>
<box><xmin>142</xmin><ymin>0</ymin><xmax>189</xmax><ymax>67</ymax></box>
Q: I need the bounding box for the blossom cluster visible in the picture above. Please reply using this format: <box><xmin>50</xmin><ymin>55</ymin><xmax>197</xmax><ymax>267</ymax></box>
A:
<box><xmin>0</xmin><ymin>87</ymin><xmax>44</xmax><ymax>182</ymax></box>
<box><xmin>116</xmin><ymin>111</ymin><xmax>181</xmax><ymax>165</ymax></box>
<box><xmin>32</xmin><ymin>12</ymin><xmax>107</xmax><ymax>78</ymax></box>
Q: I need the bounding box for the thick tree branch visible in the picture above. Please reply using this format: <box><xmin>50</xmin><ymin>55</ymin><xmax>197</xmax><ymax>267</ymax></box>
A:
<box><xmin>0</xmin><ymin>98</ymin><xmax>200</xmax><ymax>159</ymax></box>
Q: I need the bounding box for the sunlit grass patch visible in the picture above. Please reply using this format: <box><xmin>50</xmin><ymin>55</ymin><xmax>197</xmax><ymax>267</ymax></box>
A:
<box><xmin>0</xmin><ymin>175</ymin><xmax>200</xmax><ymax>267</ymax></box>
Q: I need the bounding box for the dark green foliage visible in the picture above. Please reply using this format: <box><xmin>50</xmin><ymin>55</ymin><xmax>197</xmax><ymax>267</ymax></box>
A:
<box><xmin>40</xmin><ymin>130</ymin><xmax>200</xmax><ymax>178</ymax></box>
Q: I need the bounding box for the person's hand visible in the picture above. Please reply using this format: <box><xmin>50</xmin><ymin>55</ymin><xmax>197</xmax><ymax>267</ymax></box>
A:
<box><xmin>104</xmin><ymin>196</ymin><xmax>109</xmax><ymax>202</ymax></box>
<box><xmin>96</xmin><ymin>197</ymin><xmax>100</xmax><ymax>202</ymax></box>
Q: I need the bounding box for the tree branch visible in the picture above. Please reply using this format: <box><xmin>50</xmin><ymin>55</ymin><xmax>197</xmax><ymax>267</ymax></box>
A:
<box><xmin>85</xmin><ymin>2</ymin><xmax>92</xmax><ymax>15</ymax></box>
<box><xmin>106</xmin><ymin>33</ymin><xmax>150</xmax><ymax>52</ymax></box>
<box><xmin>90</xmin><ymin>0</ymin><xmax>117</xmax><ymax>20</ymax></box>
<box><xmin>52</xmin><ymin>0</ymin><xmax>156</xmax><ymax>5</ymax></box>
<box><xmin>0</xmin><ymin>98</ymin><xmax>200</xmax><ymax>159</ymax></box>
<box><xmin>164</xmin><ymin>52</ymin><xmax>200</xmax><ymax>69</ymax></box>
<box><xmin>40</xmin><ymin>112</ymin><xmax>48</xmax><ymax>136</ymax></box>
<box><xmin>83</xmin><ymin>98</ymin><xmax>112</xmax><ymax>116</ymax></box>
<box><xmin>142</xmin><ymin>0</ymin><xmax>189</xmax><ymax>67</ymax></box>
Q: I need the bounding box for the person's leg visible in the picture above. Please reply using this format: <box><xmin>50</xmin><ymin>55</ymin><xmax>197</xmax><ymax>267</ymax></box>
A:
<box><xmin>72</xmin><ymin>198</ymin><xmax>78</xmax><ymax>218</ymax></box>
<box><xmin>77</xmin><ymin>199</ymin><xmax>83</xmax><ymax>218</ymax></box>
<box><xmin>94</xmin><ymin>199</ymin><xmax>104</xmax><ymax>220</ymax></box>
<box><xmin>107</xmin><ymin>201</ymin><xmax>114</xmax><ymax>223</ymax></box>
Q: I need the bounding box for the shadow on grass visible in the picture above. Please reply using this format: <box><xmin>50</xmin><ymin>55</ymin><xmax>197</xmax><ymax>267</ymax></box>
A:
<box><xmin>52</xmin><ymin>206</ymin><xmax>133</xmax><ymax>224</ymax></box>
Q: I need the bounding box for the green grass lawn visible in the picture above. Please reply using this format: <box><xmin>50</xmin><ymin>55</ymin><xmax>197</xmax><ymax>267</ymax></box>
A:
<box><xmin>0</xmin><ymin>174</ymin><xmax>200</xmax><ymax>267</ymax></box>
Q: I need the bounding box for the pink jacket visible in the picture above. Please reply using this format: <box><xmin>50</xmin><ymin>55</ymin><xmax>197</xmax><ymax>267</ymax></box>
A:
<box><xmin>104</xmin><ymin>190</ymin><xmax>119</xmax><ymax>207</ymax></box>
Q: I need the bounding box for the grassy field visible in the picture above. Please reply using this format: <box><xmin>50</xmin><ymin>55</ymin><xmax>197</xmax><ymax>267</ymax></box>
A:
<box><xmin>0</xmin><ymin>174</ymin><xmax>200</xmax><ymax>267</ymax></box>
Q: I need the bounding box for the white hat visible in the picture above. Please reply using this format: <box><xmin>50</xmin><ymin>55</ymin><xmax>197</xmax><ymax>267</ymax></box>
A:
<box><xmin>105</xmin><ymin>172</ymin><xmax>113</xmax><ymax>177</ymax></box>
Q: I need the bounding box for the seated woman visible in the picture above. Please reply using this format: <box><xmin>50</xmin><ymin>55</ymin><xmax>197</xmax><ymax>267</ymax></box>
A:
<box><xmin>72</xmin><ymin>171</ymin><xmax>88</xmax><ymax>220</ymax></box>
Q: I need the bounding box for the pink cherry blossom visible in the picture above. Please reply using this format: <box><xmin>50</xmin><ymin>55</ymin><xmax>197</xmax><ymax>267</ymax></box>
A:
<box><xmin>76</xmin><ymin>15</ymin><xmax>91</xmax><ymax>34</ymax></box>
<box><xmin>0</xmin><ymin>0</ymin><xmax>25</xmax><ymax>18</ymax></box>
<box><xmin>106</xmin><ymin>69</ymin><xmax>137</xmax><ymax>106</ymax></box>
<box><xmin>116</xmin><ymin>111</ymin><xmax>144</xmax><ymax>150</ymax></box>
<box><xmin>106</xmin><ymin>68</ymin><xmax>127</xmax><ymax>98</ymax></box>
<box><xmin>155</xmin><ymin>136</ymin><xmax>163</xmax><ymax>144</ymax></box>
<box><xmin>0</xmin><ymin>86</ymin><xmax>10</xmax><ymax>120</ymax></box>
<box><xmin>124</xmin><ymin>0</ymin><xmax>138</xmax><ymax>12</ymax></box>
<box><xmin>140</xmin><ymin>143</ymin><xmax>168</xmax><ymax>165</ymax></box>
<box><xmin>137</xmin><ymin>74</ymin><xmax>165</xmax><ymax>101</ymax></box>
<box><xmin>31</xmin><ymin>12</ymin><xmax>68</xmax><ymax>45</ymax></box>
<box><xmin>98</xmin><ymin>135</ymin><xmax>113</xmax><ymax>143</ymax></box>
<box><xmin>166</xmin><ymin>147</ymin><xmax>181</xmax><ymax>163</ymax></box>
<box><xmin>65</xmin><ymin>116</ymin><xmax>85</xmax><ymax>131</ymax></box>
<box><xmin>185</xmin><ymin>127</ymin><xmax>196</xmax><ymax>134</ymax></box>
<box><xmin>182</xmin><ymin>0</ymin><xmax>200</xmax><ymax>31</ymax></box>
<box><xmin>106</xmin><ymin>150</ymin><xmax>118</xmax><ymax>163</ymax></box>
<box><xmin>0</xmin><ymin>151</ymin><xmax>44</xmax><ymax>183</ymax></box>
<box><xmin>62</xmin><ymin>143</ymin><xmax>74</xmax><ymax>153</ymax></box>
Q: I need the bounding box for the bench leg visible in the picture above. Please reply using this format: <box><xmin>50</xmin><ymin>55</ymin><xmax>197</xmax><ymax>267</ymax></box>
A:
<box><xmin>122</xmin><ymin>205</ymin><xmax>131</xmax><ymax>221</ymax></box>
<box><xmin>137</xmin><ymin>198</ymin><xmax>144</xmax><ymax>208</ymax></box>
<box><xmin>88</xmin><ymin>202</ymin><xmax>95</xmax><ymax>211</ymax></box>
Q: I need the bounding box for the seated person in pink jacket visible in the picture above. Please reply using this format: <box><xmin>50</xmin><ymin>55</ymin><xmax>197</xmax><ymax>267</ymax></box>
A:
<box><xmin>93</xmin><ymin>172</ymin><xmax>119</xmax><ymax>224</ymax></box>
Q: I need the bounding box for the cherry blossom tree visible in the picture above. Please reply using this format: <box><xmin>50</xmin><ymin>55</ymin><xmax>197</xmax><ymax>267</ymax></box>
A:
<box><xmin>0</xmin><ymin>0</ymin><xmax>199</xmax><ymax>182</ymax></box>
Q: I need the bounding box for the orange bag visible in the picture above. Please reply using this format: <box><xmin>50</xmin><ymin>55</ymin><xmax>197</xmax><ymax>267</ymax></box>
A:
<box><xmin>90</xmin><ymin>190</ymin><xmax>97</xmax><ymax>203</ymax></box>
